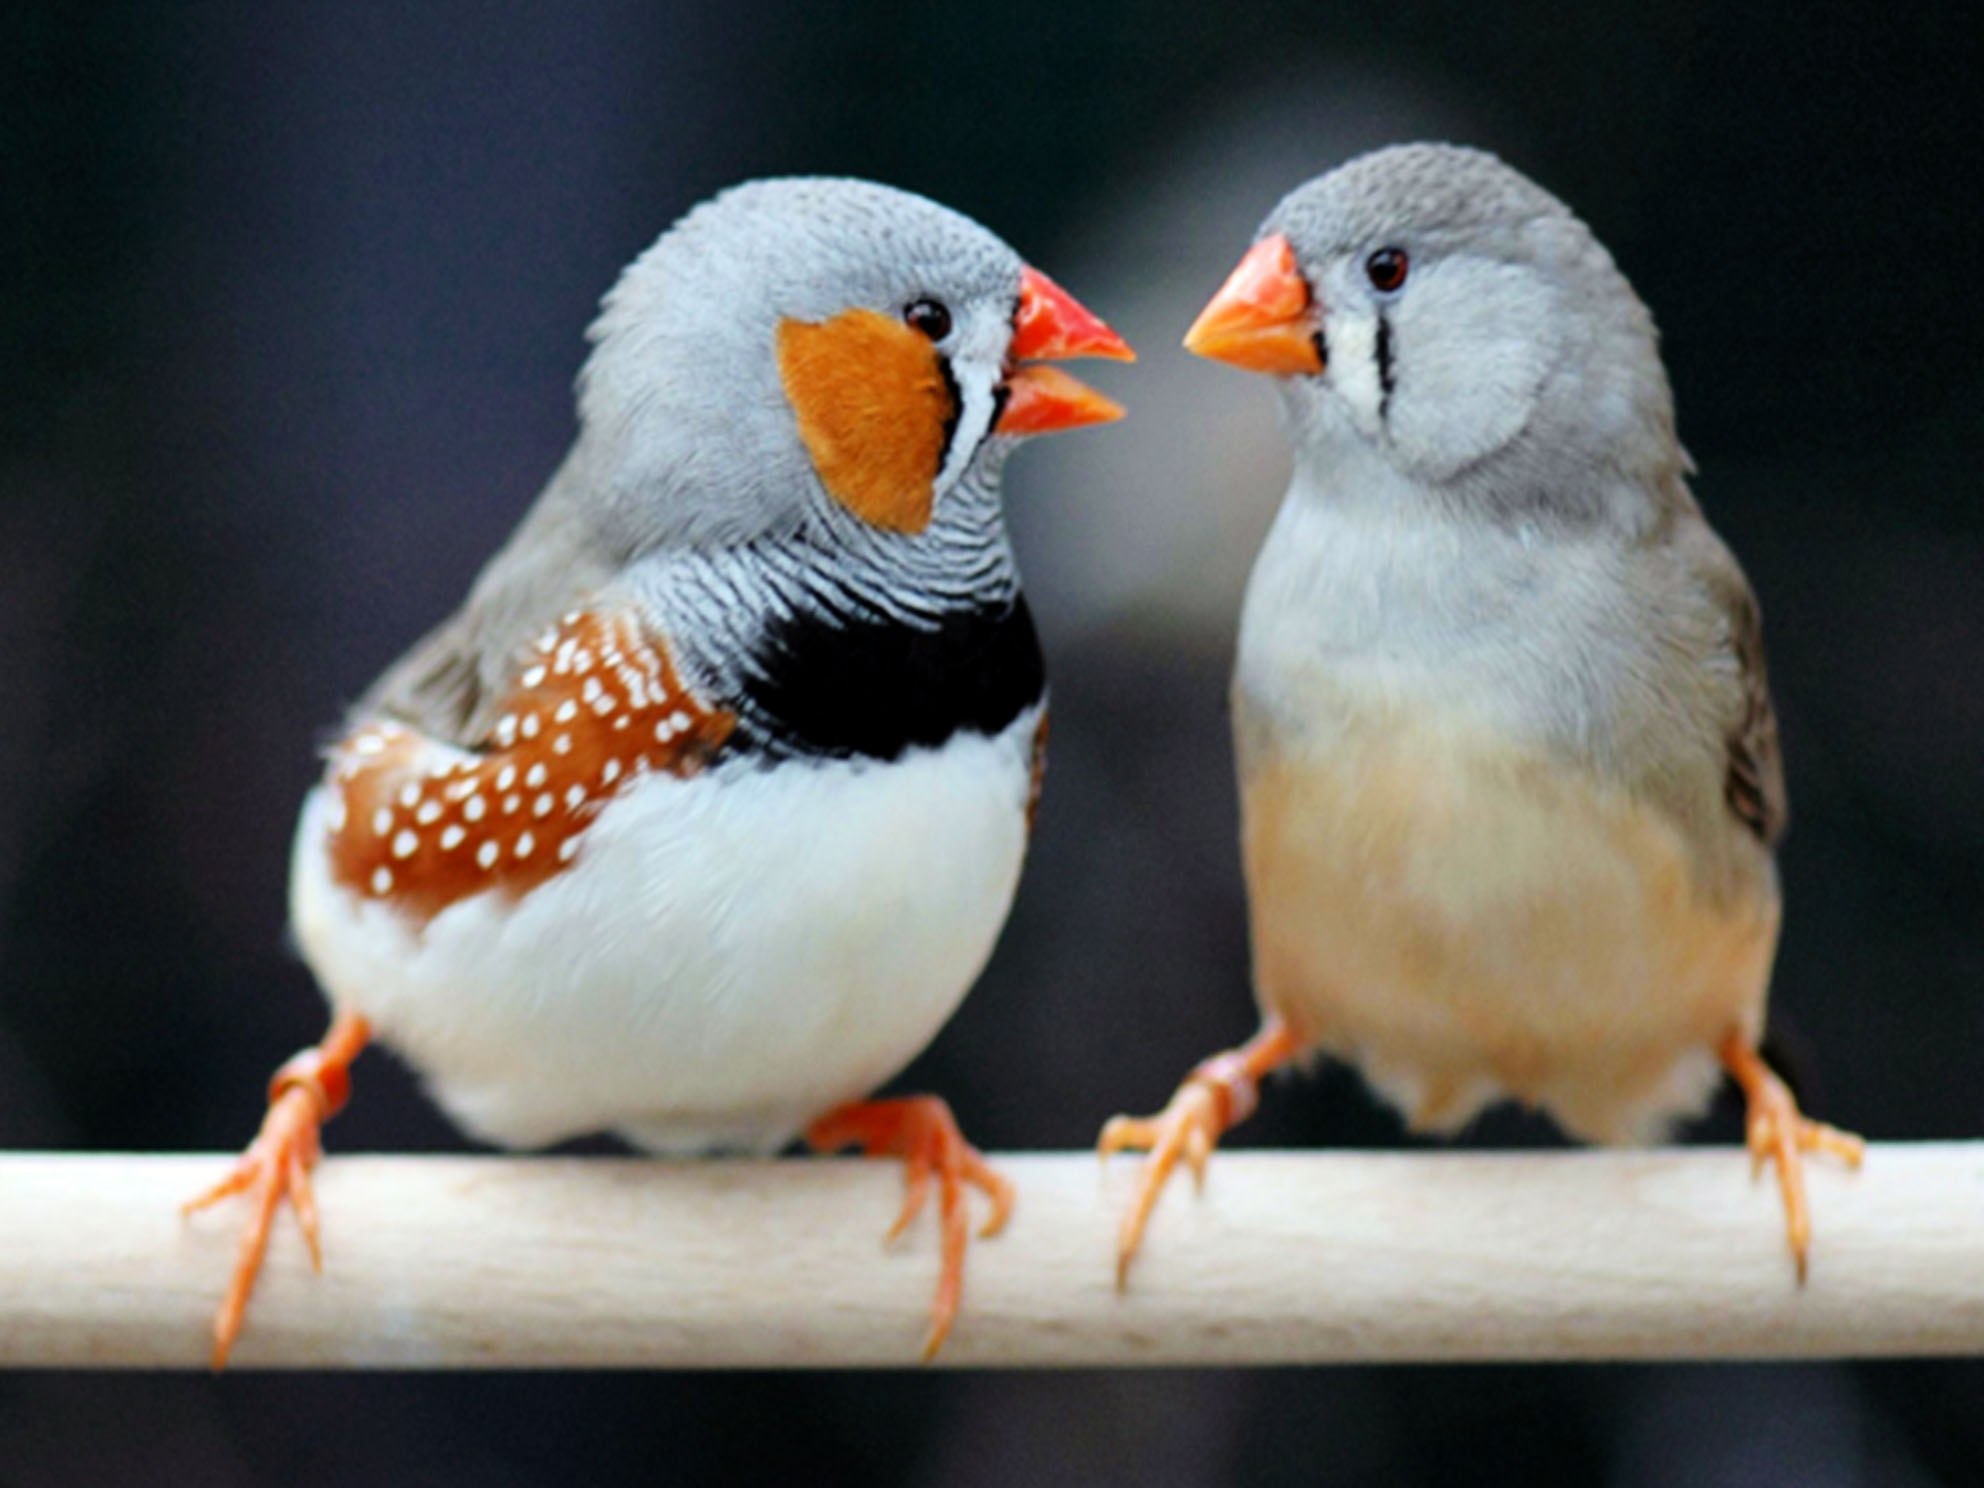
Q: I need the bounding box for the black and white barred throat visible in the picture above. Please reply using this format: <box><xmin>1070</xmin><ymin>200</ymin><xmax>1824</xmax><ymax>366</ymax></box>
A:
<box><xmin>630</xmin><ymin>462</ymin><xmax>1045</xmax><ymax>764</ymax></box>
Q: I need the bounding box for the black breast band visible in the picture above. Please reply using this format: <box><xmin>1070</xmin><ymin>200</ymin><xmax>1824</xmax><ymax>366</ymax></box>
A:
<box><xmin>732</xmin><ymin>593</ymin><xmax>1044</xmax><ymax>763</ymax></box>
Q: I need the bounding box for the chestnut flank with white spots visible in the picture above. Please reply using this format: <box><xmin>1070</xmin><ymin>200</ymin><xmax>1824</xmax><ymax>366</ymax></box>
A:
<box><xmin>324</xmin><ymin>610</ymin><xmax>734</xmax><ymax>924</ymax></box>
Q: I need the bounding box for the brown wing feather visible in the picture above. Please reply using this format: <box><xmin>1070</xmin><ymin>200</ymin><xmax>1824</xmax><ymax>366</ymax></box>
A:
<box><xmin>1713</xmin><ymin>560</ymin><xmax>1788</xmax><ymax>848</ymax></box>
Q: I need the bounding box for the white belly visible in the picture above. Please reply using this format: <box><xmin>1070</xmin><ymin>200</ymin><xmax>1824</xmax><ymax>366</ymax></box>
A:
<box><xmin>289</xmin><ymin>710</ymin><xmax>1038</xmax><ymax>1153</ymax></box>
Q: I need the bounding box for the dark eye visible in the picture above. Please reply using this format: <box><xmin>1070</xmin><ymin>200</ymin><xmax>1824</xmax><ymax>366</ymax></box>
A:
<box><xmin>904</xmin><ymin>298</ymin><xmax>952</xmax><ymax>341</ymax></box>
<box><xmin>1364</xmin><ymin>247</ymin><xmax>1409</xmax><ymax>294</ymax></box>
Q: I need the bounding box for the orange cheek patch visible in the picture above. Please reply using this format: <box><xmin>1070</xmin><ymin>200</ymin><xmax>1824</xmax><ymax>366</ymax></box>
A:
<box><xmin>324</xmin><ymin>610</ymin><xmax>735</xmax><ymax>927</ymax></box>
<box><xmin>776</xmin><ymin>308</ymin><xmax>953</xmax><ymax>534</ymax></box>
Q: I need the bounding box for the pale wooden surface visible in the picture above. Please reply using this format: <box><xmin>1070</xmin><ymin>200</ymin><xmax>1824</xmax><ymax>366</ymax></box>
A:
<box><xmin>0</xmin><ymin>1145</ymin><xmax>1975</xmax><ymax>1369</ymax></box>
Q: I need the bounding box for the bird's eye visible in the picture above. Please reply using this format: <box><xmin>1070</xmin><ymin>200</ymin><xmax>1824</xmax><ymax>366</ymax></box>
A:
<box><xmin>904</xmin><ymin>298</ymin><xmax>952</xmax><ymax>341</ymax></box>
<box><xmin>1364</xmin><ymin>247</ymin><xmax>1409</xmax><ymax>294</ymax></box>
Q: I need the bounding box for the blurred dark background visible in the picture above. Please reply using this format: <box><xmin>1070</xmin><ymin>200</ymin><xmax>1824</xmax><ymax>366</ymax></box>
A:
<box><xmin>2</xmin><ymin>2</ymin><xmax>1979</xmax><ymax>1484</ymax></box>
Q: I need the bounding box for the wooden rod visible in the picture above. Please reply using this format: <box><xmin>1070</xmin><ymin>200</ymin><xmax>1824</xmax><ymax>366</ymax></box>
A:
<box><xmin>0</xmin><ymin>1146</ymin><xmax>1975</xmax><ymax>1368</ymax></box>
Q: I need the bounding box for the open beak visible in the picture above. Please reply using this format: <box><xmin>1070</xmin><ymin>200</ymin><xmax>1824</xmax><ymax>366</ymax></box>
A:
<box><xmin>1182</xmin><ymin>234</ymin><xmax>1324</xmax><ymax>376</ymax></box>
<box><xmin>994</xmin><ymin>265</ymin><xmax>1135</xmax><ymax>436</ymax></box>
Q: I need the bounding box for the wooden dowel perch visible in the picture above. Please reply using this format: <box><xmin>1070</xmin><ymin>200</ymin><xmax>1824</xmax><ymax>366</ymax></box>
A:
<box><xmin>1</xmin><ymin>1145</ymin><xmax>1978</xmax><ymax>1369</ymax></box>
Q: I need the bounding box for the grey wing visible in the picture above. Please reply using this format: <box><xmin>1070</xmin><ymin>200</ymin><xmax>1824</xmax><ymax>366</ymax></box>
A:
<box><xmin>356</xmin><ymin>607</ymin><xmax>496</xmax><ymax>748</ymax></box>
<box><xmin>353</xmin><ymin>452</ymin><xmax>628</xmax><ymax>747</ymax></box>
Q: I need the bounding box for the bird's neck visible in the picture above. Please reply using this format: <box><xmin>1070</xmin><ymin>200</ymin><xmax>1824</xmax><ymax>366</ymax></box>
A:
<box><xmin>631</xmin><ymin>464</ymin><xmax>1040</xmax><ymax>763</ymax></box>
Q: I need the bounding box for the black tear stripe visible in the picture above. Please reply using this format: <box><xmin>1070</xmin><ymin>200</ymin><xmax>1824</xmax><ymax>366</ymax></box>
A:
<box><xmin>1374</xmin><ymin>312</ymin><xmax>1395</xmax><ymax>419</ymax></box>
<box><xmin>934</xmin><ymin>354</ymin><xmax>963</xmax><ymax>477</ymax></box>
<box><xmin>734</xmin><ymin>594</ymin><xmax>1045</xmax><ymax>763</ymax></box>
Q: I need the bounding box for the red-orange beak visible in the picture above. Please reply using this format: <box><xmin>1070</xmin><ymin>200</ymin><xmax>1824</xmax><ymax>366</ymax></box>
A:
<box><xmin>1182</xmin><ymin>234</ymin><xmax>1324</xmax><ymax>376</ymax></box>
<box><xmin>994</xmin><ymin>265</ymin><xmax>1135</xmax><ymax>436</ymax></box>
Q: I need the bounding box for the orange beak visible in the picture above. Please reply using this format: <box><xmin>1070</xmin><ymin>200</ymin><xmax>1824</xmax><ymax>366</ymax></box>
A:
<box><xmin>994</xmin><ymin>265</ymin><xmax>1135</xmax><ymax>436</ymax></box>
<box><xmin>1182</xmin><ymin>234</ymin><xmax>1324</xmax><ymax>376</ymax></box>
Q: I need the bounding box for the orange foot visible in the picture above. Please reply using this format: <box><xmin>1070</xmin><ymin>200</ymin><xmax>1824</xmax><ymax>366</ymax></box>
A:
<box><xmin>806</xmin><ymin>1095</ymin><xmax>1014</xmax><ymax>1360</ymax></box>
<box><xmin>1098</xmin><ymin>1019</ymin><xmax>1299</xmax><ymax>1288</ymax></box>
<box><xmin>1720</xmin><ymin>1030</ymin><xmax>1865</xmax><ymax>1282</ymax></box>
<box><xmin>183</xmin><ymin>1014</ymin><xmax>369</xmax><ymax>1368</ymax></box>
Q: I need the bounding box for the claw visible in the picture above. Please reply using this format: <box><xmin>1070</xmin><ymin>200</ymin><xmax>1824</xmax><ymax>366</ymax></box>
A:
<box><xmin>1098</xmin><ymin>1021</ymin><xmax>1299</xmax><ymax>1290</ymax></box>
<box><xmin>1721</xmin><ymin>1031</ymin><xmax>1864</xmax><ymax>1283</ymax></box>
<box><xmin>184</xmin><ymin>1014</ymin><xmax>368</xmax><ymax>1369</ymax></box>
<box><xmin>886</xmin><ymin>1153</ymin><xmax>933</xmax><ymax>1243</ymax></box>
<box><xmin>807</xmin><ymin>1095</ymin><xmax>1010</xmax><ymax>1360</ymax></box>
<box><xmin>184</xmin><ymin>1086</ymin><xmax>326</xmax><ymax>1368</ymax></box>
<box><xmin>1099</xmin><ymin>1081</ymin><xmax>1226</xmax><ymax>1289</ymax></box>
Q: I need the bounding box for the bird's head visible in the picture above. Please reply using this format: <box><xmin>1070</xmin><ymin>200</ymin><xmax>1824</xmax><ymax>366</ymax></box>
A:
<box><xmin>1185</xmin><ymin>143</ymin><xmax>1683</xmax><ymax>510</ymax></box>
<box><xmin>575</xmin><ymin>177</ymin><xmax>1131</xmax><ymax>551</ymax></box>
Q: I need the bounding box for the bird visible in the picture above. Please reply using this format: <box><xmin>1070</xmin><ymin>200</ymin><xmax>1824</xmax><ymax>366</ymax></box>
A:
<box><xmin>185</xmin><ymin>176</ymin><xmax>1133</xmax><ymax>1367</ymax></box>
<box><xmin>1099</xmin><ymin>143</ymin><xmax>1862</xmax><ymax>1286</ymax></box>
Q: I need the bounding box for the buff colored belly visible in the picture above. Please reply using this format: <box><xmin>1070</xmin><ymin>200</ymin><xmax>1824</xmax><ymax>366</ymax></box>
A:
<box><xmin>1241</xmin><ymin>728</ymin><xmax>1777</xmax><ymax>1144</ymax></box>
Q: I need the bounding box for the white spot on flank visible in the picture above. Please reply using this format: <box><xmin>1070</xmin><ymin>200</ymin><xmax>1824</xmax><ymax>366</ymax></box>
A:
<box><xmin>601</xmin><ymin>759</ymin><xmax>621</xmax><ymax>785</ymax></box>
<box><xmin>515</xmin><ymin>831</ymin><xmax>536</xmax><ymax>859</ymax></box>
<box><xmin>521</xmin><ymin>713</ymin><xmax>541</xmax><ymax>739</ymax></box>
<box><xmin>522</xmin><ymin>665</ymin><xmax>547</xmax><ymax>688</ymax></box>
<box><xmin>477</xmin><ymin>840</ymin><xmax>499</xmax><ymax>870</ymax></box>
<box><xmin>614</xmin><ymin>716</ymin><xmax>631</xmax><ymax>731</ymax></box>
<box><xmin>504</xmin><ymin>795</ymin><xmax>522</xmax><ymax>815</ymax></box>
<box><xmin>463</xmin><ymin>794</ymin><xmax>487</xmax><ymax>822</ymax></box>
<box><xmin>494</xmin><ymin>716</ymin><xmax>518</xmax><ymax>747</ymax></box>
<box><xmin>392</xmin><ymin>829</ymin><xmax>418</xmax><ymax>860</ymax></box>
<box><xmin>440</xmin><ymin>824</ymin><xmax>465</xmax><ymax>850</ymax></box>
<box><xmin>558</xmin><ymin>837</ymin><xmax>579</xmax><ymax>862</ymax></box>
<box><xmin>495</xmin><ymin>765</ymin><xmax>516</xmax><ymax>792</ymax></box>
<box><xmin>573</xmin><ymin>649</ymin><xmax>594</xmax><ymax>672</ymax></box>
<box><xmin>563</xmin><ymin>610</ymin><xmax>581</xmax><ymax>625</ymax></box>
<box><xmin>655</xmin><ymin>719</ymin><xmax>675</xmax><ymax>743</ymax></box>
<box><xmin>354</xmin><ymin>734</ymin><xmax>385</xmax><ymax>756</ymax></box>
<box><xmin>554</xmin><ymin>699</ymin><xmax>578</xmax><ymax>725</ymax></box>
<box><xmin>326</xmin><ymin>794</ymin><xmax>348</xmax><ymax>832</ymax></box>
<box><xmin>553</xmin><ymin>734</ymin><xmax>572</xmax><ymax>755</ymax></box>
<box><xmin>590</xmin><ymin>696</ymin><xmax>616</xmax><ymax>718</ymax></box>
<box><xmin>397</xmin><ymin>783</ymin><xmax>420</xmax><ymax>809</ymax></box>
<box><xmin>371</xmin><ymin>866</ymin><xmax>393</xmax><ymax>895</ymax></box>
<box><xmin>565</xmin><ymin>784</ymin><xmax>585</xmax><ymax>810</ymax></box>
<box><xmin>415</xmin><ymin>800</ymin><xmax>442</xmax><ymax>825</ymax></box>
<box><xmin>581</xmin><ymin>677</ymin><xmax>602</xmax><ymax>703</ymax></box>
<box><xmin>372</xmin><ymin>807</ymin><xmax>393</xmax><ymax>837</ymax></box>
<box><xmin>534</xmin><ymin>793</ymin><xmax>554</xmax><ymax>817</ymax></box>
<box><xmin>525</xmin><ymin>763</ymin><xmax>547</xmax><ymax>788</ymax></box>
<box><xmin>667</xmin><ymin>710</ymin><xmax>691</xmax><ymax>733</ymax></box>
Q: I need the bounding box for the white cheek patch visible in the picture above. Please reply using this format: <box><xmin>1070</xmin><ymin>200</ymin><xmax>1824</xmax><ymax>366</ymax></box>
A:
<box><xmin>932</xmin><ymin>305</ymin><xmax>1012</xmax><ymax>498</ymax></box>
<box><xmin>1325</xmin><ymin>312</ymin><xmax>1387</xmax><ymax>441</ymax></box>
<box><xmin>935</xmin><ymin>363</ymin><xmax>1000</xmax><ymax>495</ymax></box>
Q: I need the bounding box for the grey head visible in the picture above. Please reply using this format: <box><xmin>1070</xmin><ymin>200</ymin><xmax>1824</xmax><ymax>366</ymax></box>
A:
<box><xmin>362</xmin><ymin>176</ymin><xmax>1130</xmax><ymax>740</ymax></box>
<box><xmin>1192</xmin><ymin>143</ymin><xmax>1689</xmax><ymax>524</ymax></box>
<box><xmin>578</xmin><ymin>176</ymin><xmax>1024</xmax><ymax>552</ymax></box>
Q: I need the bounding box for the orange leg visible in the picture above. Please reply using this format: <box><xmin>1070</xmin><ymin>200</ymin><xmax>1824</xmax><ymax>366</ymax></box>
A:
<box><xmin>806</xmin><ymin>1095</ymin><xmax>1013</xmax><ymax>1361</ymax></box>
<box><xmin>1098</xmin><ymin>1019</ymin><xmax>1299</xmax><ymax>1288</ymax></box>
<box><xmin>1719</xmin><ymin>1029</ymin><xmax>1864</xmax><ymax>1282</ymax></box>
<box><xmin>183</xmin><ymin>1014</ymin><xmax>370</xmax><ymax>1368</ymax></box>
